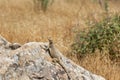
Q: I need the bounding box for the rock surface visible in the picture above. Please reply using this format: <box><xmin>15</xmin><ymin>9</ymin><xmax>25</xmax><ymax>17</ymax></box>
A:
<box><xmin>0</xmin><ymin>35</ymin><xmax>105</xmax><ymax>80</ymax></box>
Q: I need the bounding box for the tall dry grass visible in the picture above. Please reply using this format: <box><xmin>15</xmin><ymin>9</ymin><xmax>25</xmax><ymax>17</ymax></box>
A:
<box><xmin>0</xmin><ymin>0</ymin><xmax>120</xmax><ymax>80</ymax></box>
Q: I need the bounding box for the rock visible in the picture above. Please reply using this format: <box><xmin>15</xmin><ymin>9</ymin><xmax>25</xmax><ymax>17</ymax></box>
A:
<box><xmin>8</xmin><ymin>43</ymin><xmax>21</xmax><ymax>50</ymax></box>
<box><xmin>0</xmin><ymin>36</ymin><xmax>105</xmax><ymax>80</ymax></box>
<box><xmin>0</xmin><ymin>35</ymin><xmax>21</xmax><ymax>50</ymax></box>
<box><xmin>0</xmin><ymin>35</ymin><xmax>10</xmax><ymax>46</ymax></box>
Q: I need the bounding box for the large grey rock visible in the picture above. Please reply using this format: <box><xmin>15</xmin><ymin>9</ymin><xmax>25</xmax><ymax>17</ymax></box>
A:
<box><xmin>0</xmin><ymin>36</ymin><xmax>105</xmax><ymax>80</ymax></box>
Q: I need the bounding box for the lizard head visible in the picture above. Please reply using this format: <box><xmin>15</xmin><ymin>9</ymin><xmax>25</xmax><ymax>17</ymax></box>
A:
<box><xmin>48</xmin><ymin>38</ymin><xmax>53</xmax><ymax>48</ymax></box>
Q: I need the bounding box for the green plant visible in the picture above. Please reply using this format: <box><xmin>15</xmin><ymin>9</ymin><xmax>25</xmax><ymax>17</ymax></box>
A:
<box><xmin>41</xmin><ymin>0</ymin><xmax>49</xmax><ymax>12</ymax></box>
<box><xmin>93</xmin><ymin>0</ymin><xmax>109</xmax><ymax>13</ymax></box>
<box><xmin>100</xmin><ymin>0</ymin><xmax>109</xmax><ymax>12</ymax></box>
<box><xmin>71</xmin><ymin>14</ymin><xmax>120</xmax><ymax>61</ymax></box>
<box><xmin>33</xmin><ymin>0</ymin><xmax>54</xmax><ymax>12</ymax></box>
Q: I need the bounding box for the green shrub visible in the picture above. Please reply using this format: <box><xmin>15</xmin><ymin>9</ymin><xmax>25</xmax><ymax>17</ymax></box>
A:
<box><xmin>71</xmin><ymin>15</ymin><xmax>120</xmax><ymax>61</ymax></box>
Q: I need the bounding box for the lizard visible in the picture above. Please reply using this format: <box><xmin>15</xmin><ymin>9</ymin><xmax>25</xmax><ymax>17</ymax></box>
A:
<box><xmin>47</xmin><ymin>38</ymin><xmax>71</xmax><ymax>80</ymax></box>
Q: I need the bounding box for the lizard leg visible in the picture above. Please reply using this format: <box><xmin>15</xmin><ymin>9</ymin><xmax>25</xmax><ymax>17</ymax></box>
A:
<box><xmin>52</xmin><ymin>58</ymin><xmax>59</xmax><ymax>65</ymax></box>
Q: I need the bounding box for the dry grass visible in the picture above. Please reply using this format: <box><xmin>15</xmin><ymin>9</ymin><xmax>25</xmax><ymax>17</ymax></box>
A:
<box><xmin>0</xmin><ymin>0</ymin><xmax>120</xmax><ymax>80</ymax></box>
<box><xmin>68</xmin><ymin>51</ymin><xmax>120</xmax><ymax>80</ymax></box>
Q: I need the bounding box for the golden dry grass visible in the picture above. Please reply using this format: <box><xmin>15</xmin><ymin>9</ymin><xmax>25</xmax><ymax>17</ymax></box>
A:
<box><xmin>0</xmin><ymin>0</ymin><xmax>120</xmax><ymax>80</ymax></box>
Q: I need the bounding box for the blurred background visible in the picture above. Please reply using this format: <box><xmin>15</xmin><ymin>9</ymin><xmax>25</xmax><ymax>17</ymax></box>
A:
<box><xmin>0</xmin><ymin>0</ymin><xmax>120</xmax><ymax>80</ymax></box>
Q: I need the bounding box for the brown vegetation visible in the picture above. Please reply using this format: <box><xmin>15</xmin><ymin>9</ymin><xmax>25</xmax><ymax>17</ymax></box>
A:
<box><xmin>0</xmin><ymin>0</ymin><xmax>120</xmax><ymax>80</ymax></box>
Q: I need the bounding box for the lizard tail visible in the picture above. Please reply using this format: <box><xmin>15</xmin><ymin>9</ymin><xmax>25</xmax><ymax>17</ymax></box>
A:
<box><xmin>58</xmin><ymin>61</ymin><xmax>71</xmax><ymax>80</ymax></box>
